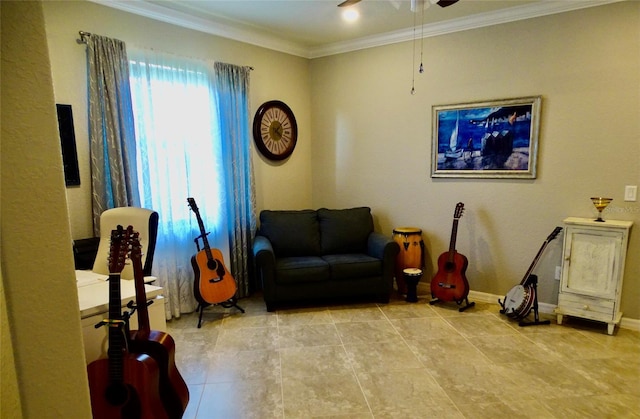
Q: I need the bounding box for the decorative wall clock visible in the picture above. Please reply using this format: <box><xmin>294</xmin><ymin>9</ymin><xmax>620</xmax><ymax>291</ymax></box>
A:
<box><xmin>252</xmin><ymin>100</ymin><xmax>298</xmax><ymax>161</ymax></box>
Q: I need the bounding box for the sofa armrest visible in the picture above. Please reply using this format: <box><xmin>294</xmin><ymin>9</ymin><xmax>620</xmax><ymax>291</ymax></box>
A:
<box><xmin>253</xmin><ymin>235</ymin><xmax>277</xmax><ymax>296</ymax></box>
<box><xmin>253</xmin><ymin>235</ymin><xmax>276</xmax><ymax>267</ymax></box>
<box><xmin>368</xmin><ymin>232</ymin><xmax>400</xmax><ymax>297</ymax></box>
<box><xmin>367</xmin><ymin>232</ymin><xmax>399</xmax><ymax>261</ymax></box>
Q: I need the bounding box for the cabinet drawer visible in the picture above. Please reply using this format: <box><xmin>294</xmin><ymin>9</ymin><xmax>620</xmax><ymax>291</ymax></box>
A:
<box><xmin>558</xmin><ymin>293</ymin><xmax>615</xmax><ymax>320</ymax></box>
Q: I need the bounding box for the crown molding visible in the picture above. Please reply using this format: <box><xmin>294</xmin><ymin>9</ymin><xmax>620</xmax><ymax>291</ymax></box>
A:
<box><xmin>88</xmin><ymin>0</ymin><xmax>309</xmax><ymax>57</ymax></box>
<box><xmin>91</xmin><ymin>0</ymin><xmax>625</xmax><ymax>59</ymax></box>
<box><xmin>309</xmin><ymin>0</ymin><xmax>625</xmax><ymax>58</ymax></box>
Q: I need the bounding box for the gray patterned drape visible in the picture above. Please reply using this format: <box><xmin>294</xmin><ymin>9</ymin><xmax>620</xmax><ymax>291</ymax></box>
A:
<box><xmin>86</xmin><ymin>34</ymin><xmax>139</xmax><ymax>235</ymax></box>
<box><xmin>214</xmin><ymin>63</ymin><xmax>257</xmax><ymax>298</ymax></box>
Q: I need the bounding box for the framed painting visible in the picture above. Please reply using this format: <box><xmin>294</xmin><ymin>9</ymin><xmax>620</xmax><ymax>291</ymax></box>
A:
<box><xmin>431</xmin><ymin>96</ymin><xmax>541</xmax><ymax>179</ymax></box>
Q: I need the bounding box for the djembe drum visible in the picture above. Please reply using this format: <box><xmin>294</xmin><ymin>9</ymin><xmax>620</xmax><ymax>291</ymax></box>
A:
<box><xmin>403</xmin><ymin>268</ymin><xmax>422</xmax><ymax>303</ymax></box>
<box><xmin>393</xmin><ymin>227</ymin><xmax>425</xmax><ymax>294</ymax></box>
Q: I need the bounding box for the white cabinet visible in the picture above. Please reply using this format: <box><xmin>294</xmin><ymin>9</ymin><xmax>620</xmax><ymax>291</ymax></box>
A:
<box><xmin>77</xmin><ymin>271</ymin><xmax>167</xmax><ymax>363</ymax></box>
<box><xmin>556</xmin><ymin>217</ymin><xmax>632</xmax><ymax>335</ymax></box>
<box><xmin>81</xmin><ymin>295</ymin><xmax>166</xmax><ymax>364</ymax></box>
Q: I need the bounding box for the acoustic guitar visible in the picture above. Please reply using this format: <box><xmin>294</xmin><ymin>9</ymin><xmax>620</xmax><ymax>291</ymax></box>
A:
<box><xmin>430</xmin><ymin>202</ymin><xmax>471</xmax><ymax>305</ymax></box>
<box><xmin>86</xmin><ymin>226</ymin><xmax>168</xmax><ymax>419</ymax></box>
<box><xmin>500</xmin><ymin>226</ymin><xmax>562</xmax><ymax>320</ymax></box>
<box><xmin>187</xmin><ymin>197</ymin><xmax>237</xmax><ymax>305</ymax></box>
<box><xmin>128</xmin><ymin>231</ymin><xmax>189</xmax><ymax>418</ymax></box>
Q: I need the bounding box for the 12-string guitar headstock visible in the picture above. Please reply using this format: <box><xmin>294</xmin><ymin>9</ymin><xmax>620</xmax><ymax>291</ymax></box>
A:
<box><xmin>108</xmin><ymin>225</ymin><xmax>132</xmax><ymax>274</ymax></box>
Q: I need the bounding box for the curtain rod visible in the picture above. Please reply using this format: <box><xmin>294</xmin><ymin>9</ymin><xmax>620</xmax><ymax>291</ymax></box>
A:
<box><xmin>77</xmin><ymin>30</ymin><xmax>254</xmax><ymax>71</ymax></box>
<box><xmin>78</xmin><ymin>31</ymin><xmax>91</xmax><ymax>44</ymax></box>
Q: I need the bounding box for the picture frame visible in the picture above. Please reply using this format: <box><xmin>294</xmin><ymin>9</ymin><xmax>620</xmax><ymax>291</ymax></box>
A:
<box><xmin>431</xmin><ymin>96</ymin><xmax>541</xmax><ymax>179</ymax></box>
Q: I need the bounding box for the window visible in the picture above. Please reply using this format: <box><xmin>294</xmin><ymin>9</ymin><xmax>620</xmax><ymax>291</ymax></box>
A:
<box><xmin>128</xmin><ymin>48</ymin><xmax>229</xmax><ymax>314</ymax></box>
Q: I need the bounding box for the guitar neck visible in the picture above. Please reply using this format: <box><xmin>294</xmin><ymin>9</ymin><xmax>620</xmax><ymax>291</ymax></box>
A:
<box><xmin>108</xmin><ymin>273</ymin><xmax>123</xmax><ymax>321</ymax></box>
<box><xmin>130</xmin><ymin>234</ymin><xmax>151</xmax><ymax>338</ymax></box>
<box><xmin>447</xmin><ymin>219</ymin><xmax>460</xmax><ymax>262</ymax></box>
<box><xmin>188</xmin><ymin>198</ymin><xmax>217</xmax><ymax>264</ymax></box>
<box><xmin>196</xmin><ymin>218</ymin><xmax>211</xmax><ymax>250</ymax></box>
<box><xmin>107</xmin><ymin>273</ymin><xmax>125</xmax><ymax>383</ymax></box>
<box><xmin>519</xmin><ymin>239</ymin><xmax>550</xmax><ymax>286</ymax></box>
<box><xmin>519</xmin><ymin>227</ymin><xmax>562</xmax><ymax>286</ymax></box>
<box><xmin>194</xmin><ymin>210</ymin><xmax>214</xmax><ymax>260</ymax></box>
<box><xmin>132</xmin><ymin>263</ymin><xmax>151</xmax><ymax>337</ymax></box>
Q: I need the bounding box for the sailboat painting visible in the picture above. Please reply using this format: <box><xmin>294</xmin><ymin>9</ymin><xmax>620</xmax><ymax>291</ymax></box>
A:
<box><xmin>431</xmin><ymin>96</ymin><xmax>541</xmax><ymax>179</ymax></box>
<box><xmin>444</xmin><ymin>111</ymin><xmax>463</xmax><ymax>160</ymax></box>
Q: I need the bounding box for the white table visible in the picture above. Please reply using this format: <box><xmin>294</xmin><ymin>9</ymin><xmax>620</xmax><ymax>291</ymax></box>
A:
<box><xmin>77</xmin><ymin>270</ymin><xmax>167</xmax><ymax>363</ymax></box>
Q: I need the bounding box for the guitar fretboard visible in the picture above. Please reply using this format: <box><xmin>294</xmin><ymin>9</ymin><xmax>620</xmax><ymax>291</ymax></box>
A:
<box><xmin>107</xmin><ymin>272</ymin><xmax>125</xmax><ymax>384</ymax></box>
<box><xmin>447</xmin><ymin>219</ymin><xmax>459</xmax><ymax>263</ymax></box>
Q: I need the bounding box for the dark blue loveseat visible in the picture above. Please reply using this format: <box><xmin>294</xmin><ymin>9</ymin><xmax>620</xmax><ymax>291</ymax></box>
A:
<box><xmin>252</xmin><ymin>207</ymin><xmax>399</xmax><ymax>311</ymax></box>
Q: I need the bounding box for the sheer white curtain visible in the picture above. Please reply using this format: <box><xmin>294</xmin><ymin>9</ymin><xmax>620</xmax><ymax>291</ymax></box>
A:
<box><xmin>128</xmin><ymin>48</ymin><xmax>229</xmax><ymax>318</ymax></box>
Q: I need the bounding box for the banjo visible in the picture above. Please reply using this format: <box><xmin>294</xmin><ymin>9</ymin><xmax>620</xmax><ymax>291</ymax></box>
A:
<box><xmin>500</xmin><ymin>226</ymin><xmax>562</xmax><ymax>320</ymax></box>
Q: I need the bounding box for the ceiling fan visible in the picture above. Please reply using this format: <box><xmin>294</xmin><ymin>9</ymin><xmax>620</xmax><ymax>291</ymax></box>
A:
<box><xmin>338</xmin><ymin>0</ymin><xmax>459</xmax><ymax>10</ymax></box>
<box><xmin>336</xmin><ymin>0</ymin><xmax>460</xmax><ymax>95</ymax></box>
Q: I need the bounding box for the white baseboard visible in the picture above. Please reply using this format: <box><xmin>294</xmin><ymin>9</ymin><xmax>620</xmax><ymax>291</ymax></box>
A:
<box><xmin>468</xmin><ymin>290</ymin><xmax>640</xmax><ymax>332</ymax></box>
<box><xmin>620</xmin><ymin>317</ymin><xmax>640</xmax><ymax>332</ymax></box>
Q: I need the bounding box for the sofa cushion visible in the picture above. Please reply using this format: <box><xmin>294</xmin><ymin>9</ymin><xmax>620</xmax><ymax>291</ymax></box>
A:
<box><xmin>318</xmin><ymin>207</ymin><xmax>373</xmax><ymax>254</ymax></box>
<box><xmin>322</xmin><ymin>253</ymin><xmax>382</xmax><ymax>281</ymax></box>
<box><xmin>275</xmin><ymin>256</ymin><xmax>330</xmax><ymax>284</ymax></box>
<box><xmin>259</xmin><ymin>210</ymin><xmax>321</xmax><ymax>257</ymax></box>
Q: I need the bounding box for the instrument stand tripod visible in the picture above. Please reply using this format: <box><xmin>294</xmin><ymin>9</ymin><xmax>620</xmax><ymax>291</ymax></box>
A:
<box><xmin>518</xmin><ymin>275</ymin><xmax>550</xmax><ymax>327</ymax></box>
<box><xmin>193</xmin><ymin>233</ymin><xmax>244</xmax><ymax>329</ymax></box>
<box><xmin>196</xmin><ymin>299</ymin><xmax>244</xmax><ymax>328</ymax></box>
<box><xmin>429</xmin><ymin>296</ymin><xmax>475</xmax><ymax>312</ymax></box>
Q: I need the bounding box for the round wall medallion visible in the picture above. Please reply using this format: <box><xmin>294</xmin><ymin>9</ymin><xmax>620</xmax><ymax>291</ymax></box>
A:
<box><xmin>252</xmin><ymin>100</ymin><xmax>298</xmax><ymax>161</ymax></box>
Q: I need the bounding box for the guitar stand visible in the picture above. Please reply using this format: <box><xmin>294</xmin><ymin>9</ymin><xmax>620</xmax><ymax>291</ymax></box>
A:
<box><xmin>123</xmin><ymin>299</ymin><xmax>154</xmax><ymax>318</ymax></box>
<box><xmin>193</xmin><ymin>233</ymin><xmax>208</xmax><ymax>252</ymax></box>
<box><xmin>429</xmin><ymin>296</ymin><xmax>475</xmax><ymax>312</ymax></box>
<box><xmin>518</xmin><ymin>275</ymin><xmax>550</xmax><ymax>327</ymax></box>
<box><xmin>196</xmin><ymin>298</ymin><xmax>245</xmax><ymax>328</ymax></box>
<box><xmin>191</xmin><ymin>229</ymin><xmax>245</xmax><ymax>328</ymax></box>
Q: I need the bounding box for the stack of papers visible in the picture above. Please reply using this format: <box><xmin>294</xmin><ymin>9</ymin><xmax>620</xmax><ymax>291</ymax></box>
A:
<box><xmin>76</xmin><ymin>270</ymin><xmax>108</xmax><ymax>287</ymax></box>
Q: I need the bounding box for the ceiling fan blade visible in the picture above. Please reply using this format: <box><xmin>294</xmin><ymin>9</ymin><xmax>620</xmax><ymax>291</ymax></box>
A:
<box><xmin>435</xmin><ymin>0</ymin><xmax>459</xmax><ymax>7</ymax></box>
<box><xmin>338</xmin><ymin>0</ymin><xmax>361</xmax><ymax>7</ymax></box>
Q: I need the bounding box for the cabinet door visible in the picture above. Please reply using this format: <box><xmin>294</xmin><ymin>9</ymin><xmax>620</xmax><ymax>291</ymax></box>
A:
<box><xmin>561</xmin><ymin>228</ymin><xmax>622</xmax><ymax>300</ymax></box>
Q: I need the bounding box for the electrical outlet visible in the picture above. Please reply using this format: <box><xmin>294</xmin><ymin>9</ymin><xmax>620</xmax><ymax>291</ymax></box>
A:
<box><xmin>624</xmin><ymin>185</ymin><xmax>637</xmax><ymax>202</ymax></box>
<box><xmin>555</xmin><ymin>266</ymin><xmax>562</xmax><ymax>280</ymax></box>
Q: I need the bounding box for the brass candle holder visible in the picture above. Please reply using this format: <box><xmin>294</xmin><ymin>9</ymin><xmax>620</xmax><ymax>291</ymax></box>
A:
<box><xmin>590</xmin><ymin>197</ymin><xmax>613</xmax><ymax>222</ymax></box>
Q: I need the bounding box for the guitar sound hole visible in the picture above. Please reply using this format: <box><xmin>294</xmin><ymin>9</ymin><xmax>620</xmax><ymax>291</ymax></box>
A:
<box><xmin>105</xmin><ymin>384</ymin><xmax>142</xmax><ymax>416</ymax></box>
<box><xmin>444</xmin><ymin>262</ymin><xmax>456</xmax><ymax>271</ymax></box>
<box><xmin>105</xmin><ymin>383</ymin><xmax>130</xmax><ymax>406</ymax></box>
<box><xmin>206</xmin><ymin>259</ymin><xmax>218</xmax><ymax>271</ymax></box>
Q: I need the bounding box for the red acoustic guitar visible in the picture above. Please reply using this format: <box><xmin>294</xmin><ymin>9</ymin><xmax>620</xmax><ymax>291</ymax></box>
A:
<box><xmin>87</xmin><ymin>226</ymin><xmax>168</xmax><ymax>419</ymax></box>
<box><xmin>128</xmin><ymin>230</ymin><xmax>189</xmax><ymax>418</ymax></box>
<box><xmin>430</xmin><ymin>202</ymin><xmax>475</xmax><ymax>311</ymax></box>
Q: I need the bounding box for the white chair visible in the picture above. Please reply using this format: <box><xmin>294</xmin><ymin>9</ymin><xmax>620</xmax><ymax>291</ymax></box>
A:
<box><xmin>92</xmin><ymin>207</ymin><xmax>159</xmax><ymax>282</ymax></box>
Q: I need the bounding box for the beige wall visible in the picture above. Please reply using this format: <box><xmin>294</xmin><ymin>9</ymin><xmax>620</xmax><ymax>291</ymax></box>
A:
<box><xmin>43</xmin><ymin>0</ymin><xmax>313</xmax><ymax>239</ymax></box>
<box><xmin>1</xmin><ymin>1</ymin><xmax>92</xmax><ymax>417</ymax></box>
<box><xmin>310</xmin><ymin>2</ymin><xmax>640</xmax><ymax>318</ymax></box>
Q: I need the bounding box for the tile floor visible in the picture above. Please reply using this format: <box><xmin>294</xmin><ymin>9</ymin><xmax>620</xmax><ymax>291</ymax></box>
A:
<box><xmin>167</xmin><ymin>288</ymin><xmax>640</xmax><ymax>419</ymax></box>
